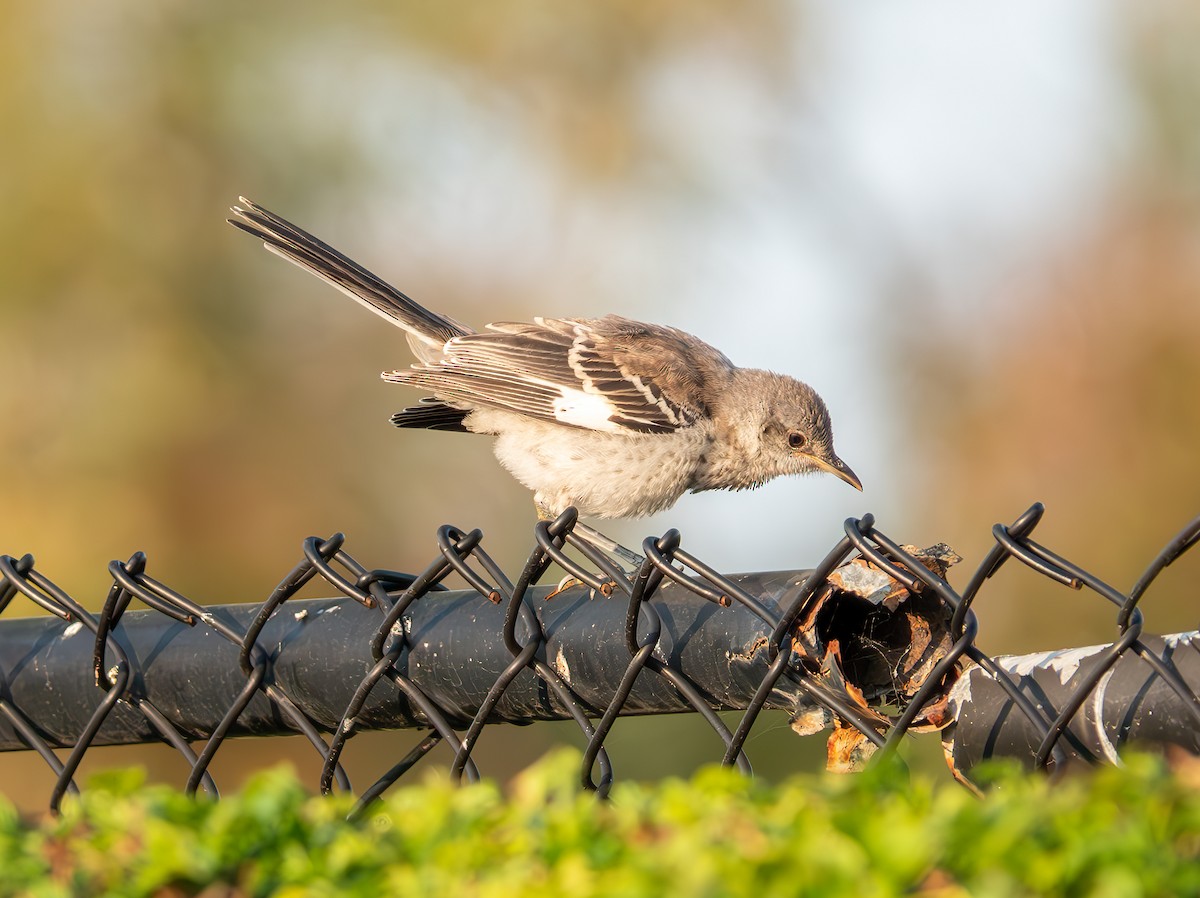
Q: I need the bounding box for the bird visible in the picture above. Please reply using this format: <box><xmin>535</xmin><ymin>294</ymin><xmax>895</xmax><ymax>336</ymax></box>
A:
<box><xmin>228</xmin><ymin>197</ymin><xmax>862</xmax><ymax>567</ymax></box>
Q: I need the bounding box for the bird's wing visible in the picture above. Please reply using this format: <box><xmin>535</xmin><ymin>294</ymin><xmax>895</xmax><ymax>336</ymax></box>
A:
<box><xmin>383</xmin><ymin>315</ymin><xmax>733</xmax><ymax>434</ymax></box>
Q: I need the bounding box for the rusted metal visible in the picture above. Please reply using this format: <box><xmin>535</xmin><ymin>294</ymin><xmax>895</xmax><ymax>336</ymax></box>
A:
<box><xmin>796</xmin><ymin>544</ymin><xmax>963</xmax><ymax>770</ymax></box>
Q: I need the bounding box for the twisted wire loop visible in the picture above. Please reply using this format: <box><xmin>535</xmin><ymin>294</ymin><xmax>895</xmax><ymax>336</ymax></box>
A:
<box><xmin>942</xmin><ymin>505</ymin><xmax>1200</xmax><ymax>783</ymax></box>
<box><xmin>0</xmin><ymin>502</ymin><xmax>1195</xmax><ymax>813</ymax></box>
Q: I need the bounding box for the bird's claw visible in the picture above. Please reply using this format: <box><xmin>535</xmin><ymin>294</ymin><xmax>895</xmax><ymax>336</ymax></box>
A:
<box><xmin>545</xmin><ymin>575</ymin><xmax>584</xmax><ymax>601</ymax></box>
<box><xmin>545</xmin><ymin>574</ymin><xmax>618</xmax><ymax>600</ymax></box>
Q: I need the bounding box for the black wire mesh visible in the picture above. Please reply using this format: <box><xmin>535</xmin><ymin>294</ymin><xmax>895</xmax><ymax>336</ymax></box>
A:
<box><xmin>0</xmin><ymin>502</ymin><xmax>1196</xmax><ymax>813</ymax></box>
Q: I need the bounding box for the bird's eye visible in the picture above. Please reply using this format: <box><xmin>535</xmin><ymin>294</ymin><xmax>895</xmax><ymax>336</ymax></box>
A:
<box><xmin>787</xmin><ymin>431</ymin><xmax>807</xmax><ymax>450</ymax></box>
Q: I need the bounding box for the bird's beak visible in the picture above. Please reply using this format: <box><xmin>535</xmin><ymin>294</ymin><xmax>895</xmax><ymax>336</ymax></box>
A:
<box><xmin>809</xmin><ymin>454</ymin><xmax>863</xmax><ymax>491</ymax></box>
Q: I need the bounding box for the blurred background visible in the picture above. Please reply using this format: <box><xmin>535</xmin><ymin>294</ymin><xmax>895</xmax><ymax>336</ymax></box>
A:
<box><xmin>1</xmin><ymin>0</ymin><xmax>1197</xmax><ymax>809</ymax></box>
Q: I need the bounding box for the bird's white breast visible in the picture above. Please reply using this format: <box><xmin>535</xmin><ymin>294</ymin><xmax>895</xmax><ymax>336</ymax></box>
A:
<box><xmin>466</xmin><ymin>409</ymin><xmax>710</xmax><ymax>518</ymax></box>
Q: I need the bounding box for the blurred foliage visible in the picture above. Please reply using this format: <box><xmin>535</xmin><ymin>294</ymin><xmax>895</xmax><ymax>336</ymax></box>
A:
<box><xmin>904</xmin><ymin>0</ymin><xmax>1200</xmax><ymax>653</ymax></box>
<box><xmin>1127</xmin><ymin>0</ymin><xmax>1200</xmax><ymax>203</ymax></box>
<box><xmin>0</xmin><ymin>750</ymin><xmax>1197</xmax><ymax>897</ymax></box>
<box><xmin>906</xmin><ymin>198</ymin><xmax>1200</xmax><ymax>651</ymax></box>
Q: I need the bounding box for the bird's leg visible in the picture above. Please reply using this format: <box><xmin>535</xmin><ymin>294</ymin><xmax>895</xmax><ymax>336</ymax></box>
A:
<box><xmin>571</xmin><ymin>522</ymin><xmax>645</xmax><ymax>569</ymax></box>
<box><xmin>537</xmin><ymin>503</ymin><xmax>644</xmax><ymax>598</ymax></box>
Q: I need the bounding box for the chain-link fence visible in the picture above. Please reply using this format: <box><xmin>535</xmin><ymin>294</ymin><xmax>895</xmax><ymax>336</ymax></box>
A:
<box><xmin>0</xmin><ymin>502</ymin><xmax>1196</xmax><ymax>813</ymax></box>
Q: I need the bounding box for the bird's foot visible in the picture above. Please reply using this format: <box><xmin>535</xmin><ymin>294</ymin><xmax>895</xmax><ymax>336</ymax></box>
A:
<box><xmin>571</xmin><ymin>522</ymin><xmax>645</xmax><ymax>570</ymax></box>
<box><xmin>536</xmin><ymin>507</ymin><xmax>638</xmax><ymax>600</ymax></box>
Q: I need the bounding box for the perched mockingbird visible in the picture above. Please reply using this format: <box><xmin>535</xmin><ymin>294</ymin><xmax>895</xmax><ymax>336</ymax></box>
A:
<box><xmin>229</xmin><ymin>198</ymin><xmax>861</xmax><ymax>565</ymax></box>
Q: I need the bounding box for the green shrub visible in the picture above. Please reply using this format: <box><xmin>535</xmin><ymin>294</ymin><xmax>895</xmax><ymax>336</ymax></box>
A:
<box><xmin>1</xmin><ymin>750</ymin><xmax>1196</xmax><ymax>897</ymax></box>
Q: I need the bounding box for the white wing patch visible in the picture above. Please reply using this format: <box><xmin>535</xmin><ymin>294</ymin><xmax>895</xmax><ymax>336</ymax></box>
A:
<box><xmin>552</xmin><ymin>387</ymin><xmax>622</xmax><ymax>432</ymax></box>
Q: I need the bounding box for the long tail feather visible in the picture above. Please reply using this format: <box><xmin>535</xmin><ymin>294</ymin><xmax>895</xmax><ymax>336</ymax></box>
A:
<box><xmin>229</xmin><ymin>197</ymin><xmax>469</xmax><ymax>352</ymax></box>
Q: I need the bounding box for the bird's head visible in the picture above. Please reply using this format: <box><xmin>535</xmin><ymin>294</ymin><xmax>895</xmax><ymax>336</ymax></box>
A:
<box><xmin>715</xmin><ymin>370</ymin><xmax>862</xmax><ymax>492</ymax></box>
<box><xmin>767</xmin><ymin>379</ymin><xmax>861</xmax><ymax>490</ymax></box>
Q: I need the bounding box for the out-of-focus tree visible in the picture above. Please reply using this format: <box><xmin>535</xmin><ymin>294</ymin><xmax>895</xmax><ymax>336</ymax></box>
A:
<box><xmin>905</xmin><ymin>0</ymin><xmax>1200</xmax><ymax>652</ymax></box>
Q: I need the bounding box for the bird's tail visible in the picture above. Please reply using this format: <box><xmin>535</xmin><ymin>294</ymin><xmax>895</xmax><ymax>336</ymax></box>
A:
<box><xmin>228</xmin><ymin>198</ymin><xmax>470</xmax><ymax>354</ymax></box>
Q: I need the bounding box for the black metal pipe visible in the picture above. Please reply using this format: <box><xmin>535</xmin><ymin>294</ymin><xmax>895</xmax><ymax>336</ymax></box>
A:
<box><xmin>0</xmin><ymin>573</ymin><xmax>810</xmax><ymax>752</ymax></box>
<box><xmin>943</xmin><ymin>631</ymin><xmax>1200</xmax><ymax>777</ymax></box>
